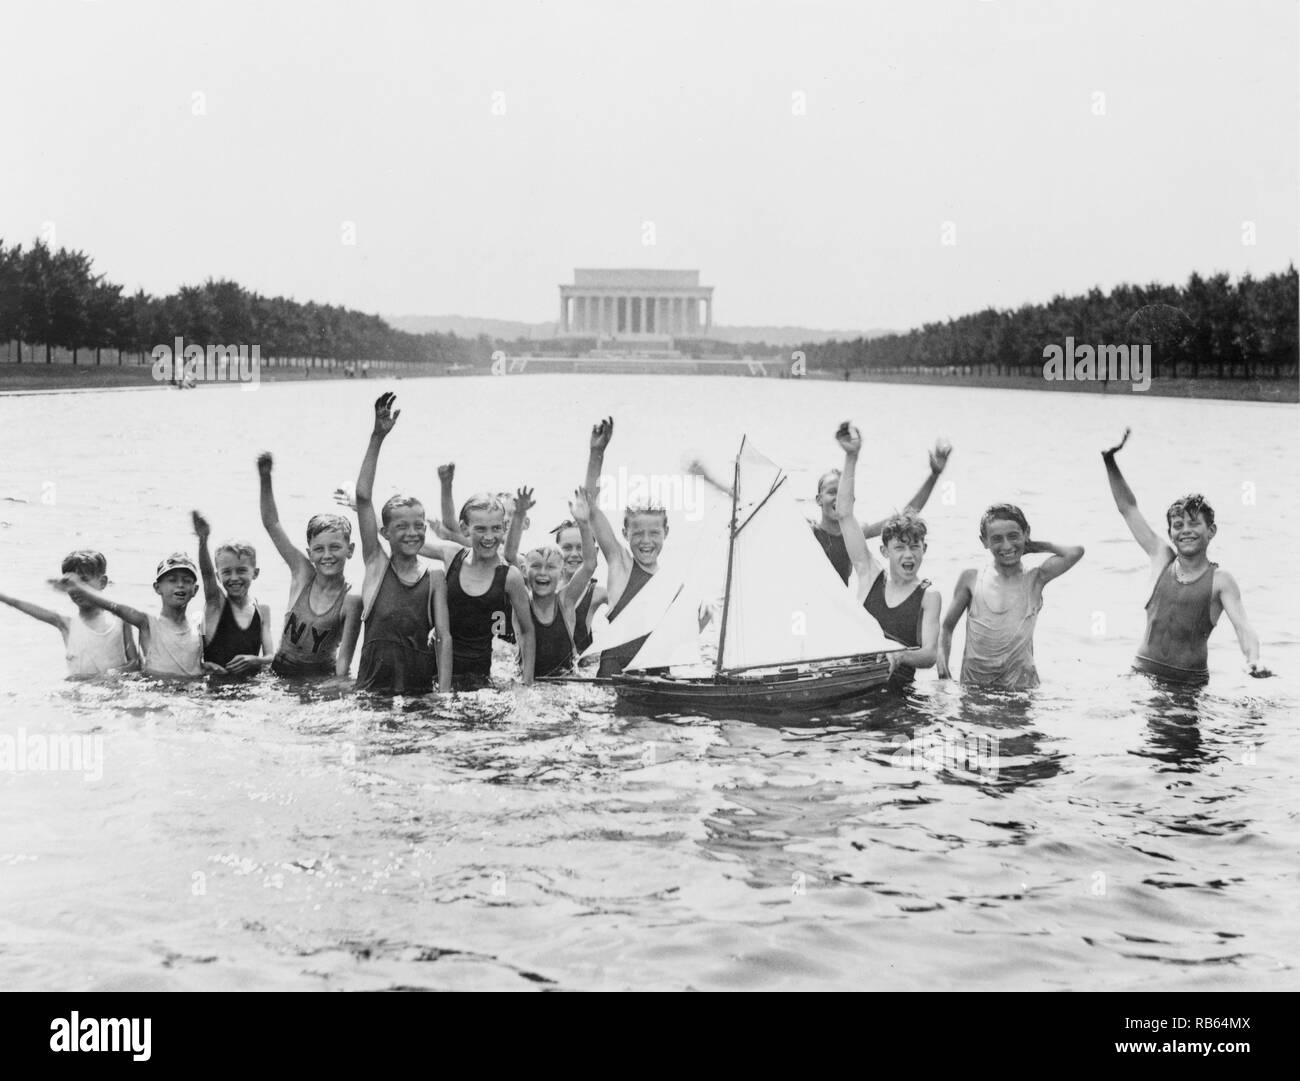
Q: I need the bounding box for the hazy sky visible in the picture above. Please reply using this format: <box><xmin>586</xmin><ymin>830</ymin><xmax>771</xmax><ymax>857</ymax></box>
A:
<box><xmin>3</xmin><ymin>0</ymin><xmax>1295</xmax><ymax>330</ymax></box>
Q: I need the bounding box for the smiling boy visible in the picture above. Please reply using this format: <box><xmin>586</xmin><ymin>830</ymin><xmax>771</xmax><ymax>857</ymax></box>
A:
<box><xmin>1102</xmin><ymin>428</ymin><xmax>1271</xmax><ymax>683</ymax></box>
<box><xmin>192</xmin><ymin>512</ymin><xmax>274</xmax><ymax>678</ymax></box>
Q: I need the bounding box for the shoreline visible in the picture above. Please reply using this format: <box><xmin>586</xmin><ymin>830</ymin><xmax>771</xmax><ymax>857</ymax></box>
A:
<box><xmin>1</xmin><ymin>359</ymin><xmax>1294</xmax><ymax>402</ymax></box>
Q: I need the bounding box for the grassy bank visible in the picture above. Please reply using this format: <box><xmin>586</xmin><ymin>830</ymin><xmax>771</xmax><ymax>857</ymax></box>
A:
<box><xmin>0</xmin><ymin>361</ymin><xmax>451</xmax><ymax>394</ymax></box>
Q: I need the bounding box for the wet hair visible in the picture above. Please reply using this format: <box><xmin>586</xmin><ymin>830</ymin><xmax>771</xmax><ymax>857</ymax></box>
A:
<box><xmin>380</xmin><ymin>494</ymin><xmax>425</xmax><ymax>527</ymax></box>
<box><xmin>817</xmin><ymin>468</ymin><xmax>841</xmax><ymax>496</ymax></box>
<box><xmin>307</xmin><ymin>513</ymin><xmax>353</xmax><ymax>543</ymax></box>
<box><xmin>623</xmin><ymin>504</ymin><xmax>668</xmax><ymax>530</ymax></box>
<box><xmin>525</xmin><ymin>544</ymin><xmax>565</xmax><ymax>566</ymax></box>
<box><xmin>214</xmin><ymin>542</ymin><xmax>258</xmax><ymax>566</ymax></box>
<box><xmin>61</xmin><ymin>549</ymin><xmax>107</xmax><ymax>579</ymax></box>
<box><xmin>459</xmin><ymin>492</ymin><xmax>507</xmax><ymax>526</ymax></box>
<box><xmin>880</xmin><ymin>510</ymin><xmax>928</xmax><ymax>548</ymax></box>
<box><xmin>1165</xmin><ymin>493</ymin><xmax>1215</xmax><ymax>531</ymax></box>
<box><xmin>979</xmin><ymin>503</ymin><xmax>1030</xmax><ymax>540</ymax></box>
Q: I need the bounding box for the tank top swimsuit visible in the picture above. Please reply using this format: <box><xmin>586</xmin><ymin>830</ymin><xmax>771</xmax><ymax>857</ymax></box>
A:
<box><xmin>144</xmin><ymin>615</ymin><xmax>205</xmax><ymax>679</ymax></box>
<box><xmin>597</xmin><ymin>562</ymin><xmax>654</xmax><ymax>677</ymax></box>
<box><xmin>531</xmin><ymin>601</ymin><xmax>575</xmax><ymax>678</ymax></box>
<box><xmin>204</xmin><ymin>598</ymin><xmax>263</xmax><ymax>676</ymax></box>
<box><xmin>811</xmin><ymin>523</ymin><xmax>852</xmax><ymax>584</ymax></box>
<box><xmin>960</xmin><ymin>566</ymin><xmax>1042</xmax><ymax>690</ymax></box>
<box><xmin>65</xmin><ymin>612</ymin><xmax>130</xmax><ymax>679</ymax></box>
<box><xmin>864</xmin><ymin>573</ymin><xmax>929</xmax><ymax>690</ymax></box>
<box><xmin>1134</xmin><ymin>561</ymin><xmax>1217</xmax><ymax>685</ymax></box>
<box><xmin>573</xmin><ymin>579</ymin><xmax>597</xmax><ymax>654</ymax></box>
<box><xmin>272</xmin><ymin>578</ymin><xmax>351</xmax><ymax>678</ymax></box>
<box><xmin>356</xmin><ymin>562</ymin><xmax>434</xmax><ymax>695</ymax></box>
<box><xmin>446</xmin><ymin>549</ymin><xmax>510</xmax><ymax>690</ymax></box>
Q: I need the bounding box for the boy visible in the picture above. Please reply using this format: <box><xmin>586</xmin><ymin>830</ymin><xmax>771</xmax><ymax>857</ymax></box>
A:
<box><xmin>354</xmin><ymin>392</ymin><xmax>453</xmax><ymax>695</ymax></box>
<box><xmin>520</xmin><ymin>489</ymin><xmax>598</xmax><ymax>678</ymax></box>
<box><xmin>1101</xmin><ymin>428</ymin><xmax>1271</xmax><ymax>682</ymax></box>
<box><xmin>937</xmin><ymin>505</ymin><xmax>1084</xmax><ymax>690</ymax></box>
<box><xmin>55</xmin><ymin>551</ymin><xmax>220</xmax><ymax>680</ymax></box>
<box><xmin>583</xmin><ymin>417</ymin><xmax>670</xmax><ymax>676</ymax></box>
<box><xmin>833</xmin><ymin>423</ymin><xmax>941</xmax><ymax>690</ymax></box>
<box><xmin>258</xmin><ymin>452</ymin><xmax>363</xmax><ymax>680</ymax></box>
<box><xmin>192</xmin><ymin>512</ymin><xmax>274</xmax><ymax>677</ymax></box>
<box><xmin>1</xmin><ymin>550</ymin><xmax>138</xmax><ymax>678</ymax></box>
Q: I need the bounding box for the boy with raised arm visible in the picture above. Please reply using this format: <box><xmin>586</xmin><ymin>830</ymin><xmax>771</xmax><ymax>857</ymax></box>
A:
<box><xmin>1101</xmin><ymin>428</ymin><xmax>1271</xmax><ymax>683</ymax></box>
<box><xmin>521</xmin><ymin>488</ymin><xmax>599</xmax><ymax>678</ymax></box>
<box><xmin>1</xmin><ymin>551</ymin><xmax>138</xmax><ymax>678</ymax></box>
<box><xmin>258</xmin><ymin>453</ymin><xmax>362</xmax><ymax>680</ymax></box>
<box><xmin>584</xmin><ymin>417</ymin><xmax>669</xmax><ymax>676</ymax></box>
<box><xmin>192</xmin><ymin>512</ymin><xmax>274</xmax><ymax>678</ymax></box>
<box><xmin>354</xmin><ymin>392</ymin><xmax>453</xmax><ymax>695</ymax></box>
<box><xmin>937</xmin><ymin>505</ymin><xmax>1084</xmax><ymax>690</ymax></box>
<box><xmin>834</xmin><ymin>422</ymin><xmax>941</xmax><ymax>690</ymax></box>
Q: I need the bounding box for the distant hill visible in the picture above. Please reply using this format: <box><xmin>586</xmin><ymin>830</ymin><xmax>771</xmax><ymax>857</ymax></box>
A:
<box><xmin>385</xmin><ymin>315</ymin><xmax>894</xmax><ymax>346</ymax></box>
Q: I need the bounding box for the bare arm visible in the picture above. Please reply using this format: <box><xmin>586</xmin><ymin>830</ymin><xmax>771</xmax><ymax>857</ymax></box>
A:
<box><xmin>1101</xmin><ymin>429</ymin><xmax>1170</xmax><ymax>566</ymax></box>
<box><xmin>1024</xmin><ymin>539</ymin><xmax>1086</xmax><ymax>584</ymax></box>
<box><xmin>504</xmin><ymin>486</ymin><xmax>533</xmax><ymax>566</ymax></box>
<box><xmin>832</xmin><ymin>423</ymin><xmax>881</xmax><ymax>595</ymax></box>
<box><xmin>258</xmin><ymin>453</ymin><xmax>313</xmax><ymax>577</ymax></box>
<box><xmin>585</xmin><ymin>416</ymin><xmax>613</xmax><ymax>498</ymax></box>
<box><xmin>561</xmin><ymin>490</ymin><xmax>598</xmax><ymax>608</ymax></box>
<box><xmin>192</xmin><ymin>511</ymin><xmax>225</xmax><ymax>632</ymax></box>
<box><xmin>430</xmin><ymin>574</ymin><xmax>453</xmax><ymax>691</ymax></box>
<box><xmin>936</xmin><ymin>570</ymin><xmax>974</xmax><ymax>680</ymax></box>
<box><xmin>357</xmin><ymin>392</ymin><xmax>399</xmax><ymax>565</ymax></box>
<box><xmin>862</xmin><ymin>439</ymin><xmax>952</xmax><ymax>538</ymax></box>
<box><xmin>436</xmin><ymin>463</ymin><xmax>469</xmax><ymax>545</ymax></box>
<box><xmin>335</xmin><ymin>595</ymin><xmax>363</xmax><ymax>678</ymax></box>
<box><xmin>0</xmin><ymin>590</ymin><xmax>68</xmax><ymax>634</ymax></box>
<box><xmin>1215</xmin><ymin>571</ymin><xmax>1271</xmax><ymax>675</ymax></box>
<box><xmin>50</xmin><ymin>576</ymin><xmax>149</xmax><ymax>630</ymax></box>
<box><xmin>505</xmin><ymin>569</ymin><xmax>534</xmax><ymax>685</ymax></box>
<box><xmin>685</xmin><ymin>458</ymin><xmax>733</xmax><ymax>499</ymax></box>
<box><xmin>891</xmin><ymin>589</ymin><xmax>941</xmax><ymax>672</ymax></box>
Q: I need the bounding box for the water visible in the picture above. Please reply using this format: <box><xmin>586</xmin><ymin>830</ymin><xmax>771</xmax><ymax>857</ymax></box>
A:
<box><xmin>1</xmin><ymin>375</ymin><xmax>1296</xmax><ymax>990</ymax></box>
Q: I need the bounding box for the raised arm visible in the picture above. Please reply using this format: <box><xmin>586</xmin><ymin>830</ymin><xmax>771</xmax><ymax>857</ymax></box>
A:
<box><xmin>50</xmin><ymin>575</ymin><xmax>149</xmax><ymax>630</ymax></box>
<box><xmin>258</xmin><ymin>452</ymin><xmax>313</xmax><ymax>577</ymax></box>
<box><xmin>585</xmin><ymin>416</ymin><xmax>613</xmax><ymax>497</ymax></box>
<box><xmin>0</xmin><ymin>589</ymin><xmax>68</xmax><ymax>634</ymax></box>
<box><xmin>685</xmin><ymin>458</ymin><xmax>734</xmax><ymax>499</ymax></box>
<box><xmin>862</xmin><ymin>439</ymin><xmax>952</xmax><ymax>538</ymax></box>
<box><xmin>356</xmin><ymin>392</ymin><xmax>399</xmax><ymax>564</ymax></box>
<box><xmin>191</xmin><ymin>511</ymin><xmax>225</xmax><ymax>629</ymax></box>
<box><xmin>1215</xmin><ymin>571</ymin><xmax>1271</xmax><ymax>676</ymax></box>
<box><xmin>1101</xmin><ymin>429</ymin><xmax>1170</xmax><ymax>565</ymax></box>
<box><xmin>561</xmin><ymin>489</ymin><xmax>599</xmax><ymax>607</ymax></box>
<box><xmin>1024</xmin><ymin>538</ymin><xmax>1086</xmax><ymax>584</ymax></box>
<box><xmin>936</xmin><ymin>569</ymin><xmax>974</xmax><ymax>680</ymax></box>
<box><xmin>504</xmin><ymin>486</ymin><xmax>533</xmax><ymax>566</ymax></box>
<box><xmin>833</xmin><ymin>422</ymin><xmax>881</xmax><ymax>594</ymax></box>
<box><xmin>436</xmin><ymin>463</ymin><xmax>469</xmax><ymax>546</ymax></box>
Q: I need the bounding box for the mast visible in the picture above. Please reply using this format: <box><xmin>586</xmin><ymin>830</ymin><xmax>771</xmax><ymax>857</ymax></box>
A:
<box><xmin>715</xmin><ymin>437</ymin><xmax>744</xmax><ymax>675</ymax></box>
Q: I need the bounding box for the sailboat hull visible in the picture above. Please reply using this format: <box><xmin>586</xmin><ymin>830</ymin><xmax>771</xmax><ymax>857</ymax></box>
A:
<box><xmin>612</xmin><ymin>655</ymin><xmax>893</xmax><ymax>714</ymax></box>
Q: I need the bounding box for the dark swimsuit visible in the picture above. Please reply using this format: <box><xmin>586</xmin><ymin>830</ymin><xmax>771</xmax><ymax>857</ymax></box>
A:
<box><xmin>597</xmin><ymin>563</ymin><xmax>654</xmax><ymax>677</ymax></box>
<box><xmin>812</xmin><ymin>524</ymin><xmax>853</xmax><ymax>583</ymax></box>
<box><xmin>1134</xmin><ymin>561</ymin><xmax>1217</xmax><ymax>685</ymax></box>
<box><xmin>447</xmin><ymin>549</ymin><xmax>510</xmax><ymax>690</ymax></box>
<box><xmin>356</xmin><ymin>563</ymin><xmax>435</xmax><ymax>695</ymax></box>
<box><xmin>864</xmin><ymin>573</ymin><xmax>929</xmax><ymax>690</ymax></box>
<box><xmin>531</xmin><ymin>602</ymin><xmax>575</xmax><ymax>678</ymax></box>
<box><xmin>204</xmin><ymin>598</ymin><xmax>263</xmax><ymax>678</ymax></box>
<box><xmin>573</xmin><ymin>579</ymin><xmax>597</xmax><ymax>654</ymax></box>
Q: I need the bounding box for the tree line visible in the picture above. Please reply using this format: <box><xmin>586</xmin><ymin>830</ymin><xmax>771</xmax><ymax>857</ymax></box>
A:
<box><xmin>0</xmin><ymin>238</ymin><xmax>487</xmax><ymax>368</ymax></box>
<box><xmin>796</xmin><ymin>268</ymin><xmax>1299</xmax><ymax>381</ymax></box>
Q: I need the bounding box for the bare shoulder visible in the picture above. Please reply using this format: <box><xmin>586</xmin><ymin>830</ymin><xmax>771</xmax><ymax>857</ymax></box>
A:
<box><xmin>953</xmin><ymin>568</ymin><xmax>977</xmax><ymax>592</ymax></box>
<box><xmin>1211</xmin><ymin>567</ymin><xmax>1241</xmax><ymax>595</ymax></box>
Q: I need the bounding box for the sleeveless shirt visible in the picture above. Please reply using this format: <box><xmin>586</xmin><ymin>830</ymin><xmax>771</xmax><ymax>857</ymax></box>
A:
<box><xmin>144</xmin><ymin>614</ymin><xmax>205</xmax><ymax>679</ymax></box>
<box><xmin>597</xmin><ymin>562</ymin><xmax>654</xmax><ymax>677</ymax></box>
<box><xmin>1134</xmin><ymin>561</ymin><xmax>1217</xmax><ymax>684</ymax></box>
<box><xmin>204</xmin><ymin>598</ymin><xmax>263</xmax><ymax>670</ymax></box>
<box><xmin>531</xmin><ymin>601</ymin><xmax>575</xmax><ymax>678</ymax></box>
<box><xmin>65</xmin><ymin>612</ymin><xmax>130</xmax><ymax>679</ymax></box>
<box><xmin>272</xmin><ymin>578</ymin><xmax>351</xmax><ymax>677</ymax></box>
<box><xmin>811</xmin><ymin>524</ymin><xmax>852</xmax><ymax>583</ymax></box>
<box><xmin>960</xmin><ymin>566</ymin><xmax>1041</xmax><ymax>690</ymax></box>
<box><xmin>446</xmin><ymin>549</ymin><xmax>510</xmax><ymax>687</ymax></box>
<box><xmin>864</xmin><ymin>573</ymin><xmax>929</xmax><ymax>688</ymax></box>
<box><xmin>356</xmin><ymin>562</ymin><xmax>434</xmax><ymax>695</ymax></box>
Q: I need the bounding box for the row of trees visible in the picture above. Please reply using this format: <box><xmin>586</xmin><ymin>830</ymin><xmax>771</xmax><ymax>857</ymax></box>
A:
<box><xmin>0</xmin><ymin>239</ymin><xmax>487</xmax><ymax>368</ymax></box>
<box><xmin>797</xmin><ymin>268</ymin><xmax>1299</xmax><ymax>381</ymax></box>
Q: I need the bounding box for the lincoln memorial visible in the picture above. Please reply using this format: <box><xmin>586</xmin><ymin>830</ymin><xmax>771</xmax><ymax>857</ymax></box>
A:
<box><xmin>559</xmin><ymin>269</ymin><xmax>713</xmax><ymax>340</ymax></box>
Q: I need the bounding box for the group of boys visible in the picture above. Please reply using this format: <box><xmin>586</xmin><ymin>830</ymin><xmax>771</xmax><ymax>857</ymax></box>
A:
<box><xmin>0</xmin><ymin>395</ymin><xmax>1272</xmax><ymax>693</ymax></box>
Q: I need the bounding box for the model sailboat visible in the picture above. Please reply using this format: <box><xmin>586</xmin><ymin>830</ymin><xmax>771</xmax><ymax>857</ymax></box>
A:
<box><xmin>608</xmin><ymin>439</ymin><xmax>899</xmax><ymax>712</ymax></box>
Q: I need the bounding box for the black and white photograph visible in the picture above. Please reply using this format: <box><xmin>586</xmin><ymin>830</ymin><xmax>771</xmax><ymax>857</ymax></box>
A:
<box><xmin>0</xmin><ymin>0</ymin><xmax>1296</xmax><ymax>1025</ymax></box>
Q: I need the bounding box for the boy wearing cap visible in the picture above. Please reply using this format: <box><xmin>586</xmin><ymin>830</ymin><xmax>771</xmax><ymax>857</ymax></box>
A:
<box><xmin>1</xmin><ymin>550</ymin><xmax>139</xmax><ymax>678</ymax></box>
<box><xmin>55</xmin><ymin>552</ymin><xmax>222</xmax><ymax>680</ymax></box>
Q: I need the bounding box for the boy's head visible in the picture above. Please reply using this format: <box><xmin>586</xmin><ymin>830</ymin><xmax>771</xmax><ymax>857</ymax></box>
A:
<box><xmin>622</xmin><ymin>505</ymin><xmax>668</xmax><ymax>568</ymax></box>
<box><xmin>306</xmin><ymin>513</ymin><xmax>355</xmax><ymax>577</ymax></box>
<box><xmin>524</xmin><ymin>544</ymin><xmax>565</xmax><ymax>596</ymax></box>
<box><xmin>153</xmin><ymin>553</ymin><xmax>200</xmax><ymax>609</ymax></box>
<box><xmin>879</xmin><ymin>511</ymin><xmax>928</xmax><ymax>578</ymax></box>
<box><xmin>214</xmin><ymin>541</ymin><xmax>259</xmax><ymax>598</ymax></box>
<box><xmin>979</xmin><ymin>504</ymin><xmax>1030</xmax><ymax>565</ymax></box>
<box><xmin>1165</xmin><ymin>493</ymin><xmax>1217</xmax><ymax>553</ymax></box>
<box><xmin>380</xmin><ymin>494</ymin><xmax>427</xmax><ymax>556</ymax></box>
<box><xmin>61</xmin><ymin>550</ymin><xmax>108</xmax><ymax>610</ymax></box>
<box><xmin>816</xmin><ymin>469</ymin><xmax>841</xmax><ymax>517</ymax></box>
<box><xmin>551</xmin><ymin>519</ymin><xmax>590</xmax><ymax>577</ymax></box>
<box><xmin>459</xmin><ymin>493</ymin><xmax>507</xmax><ymax>558</ymax></box>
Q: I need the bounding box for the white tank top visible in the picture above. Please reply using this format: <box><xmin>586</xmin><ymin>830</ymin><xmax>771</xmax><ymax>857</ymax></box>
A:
<box><xmin>65</xmin><ymin>612</ymin><xmax>130</xmax><ymax>678</ymax></box>
<box><xmin>144</xmin><ymin>614</ymin><xmax>205</xmax><ymax>678</ymax></box>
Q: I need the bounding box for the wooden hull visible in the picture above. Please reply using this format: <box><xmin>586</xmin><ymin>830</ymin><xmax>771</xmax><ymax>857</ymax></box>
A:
<box><xmin>611</xmin><ymin>654</ymin><xmax>893</xmax><ymax>715</ymax></box>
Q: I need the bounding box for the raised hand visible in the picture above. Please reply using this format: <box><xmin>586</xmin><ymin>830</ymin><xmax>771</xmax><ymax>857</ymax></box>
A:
<box><xmin>257</xmin><ymin>452</ymin><xmax>273</xmax><ymax>477</ymax></box>
<box><xmin>929</xmin><ymin>438</ymin><xmax>953</xmax><ymax>474</ymax></box>
<box><xmin>835</xmin><ymin>421</ymin><xmax>862</xmax><ymax>454</ymax></box>
<box><xmin>333</xmin><ymin>484</ymin><xmax>358</xmax><ymax>511</ymax></box>
<box><xmin>590</xmin><ymin>416</ymin><xmax>614</xmax><ymax>452</ymax></box>
<box><xmin>1102</xmin><ymin>427</ymin><xmax>1131</xmax><ymax>459</ymax></box>
<box><xmin>514</xmin><ymin>486</ymin><xmax>535</xmax><ymax>516</ymax></box>
<box><xmin>437</xmin><ymin>462</ymin><xmax>455</xmax><ymax>484</ymax></box>
<box><xmin>373</xmin><ymin>392</ymin><xmax>400</xmax><ymax>436</ymax></box>
<box><xmin>192</xmin><ymin>510</ymin><xmax>211</xmax><ymax>539</ymax></box>
<box><xmin>570</xmin><ymin>487</ymin><xmax>593</xmax><ymax>523</ymax></box>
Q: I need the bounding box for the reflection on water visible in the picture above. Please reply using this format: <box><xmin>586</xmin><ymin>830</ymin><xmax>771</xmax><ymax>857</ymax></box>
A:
<box><xmin>0</xmin><ymin>376</ymin><xmax>1296</xmax><ymax>989</ymax></box>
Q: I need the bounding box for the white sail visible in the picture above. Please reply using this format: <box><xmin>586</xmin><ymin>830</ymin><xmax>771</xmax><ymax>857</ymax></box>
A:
<box><xmin>718</xmin><ymin>443</ymin><xmax>896</xmax><ymax>669</ymax></box>
<box><xmin>579</xmin><ymin>553</ymin><xmax>689</xmax><ymax>660</ymax></box>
